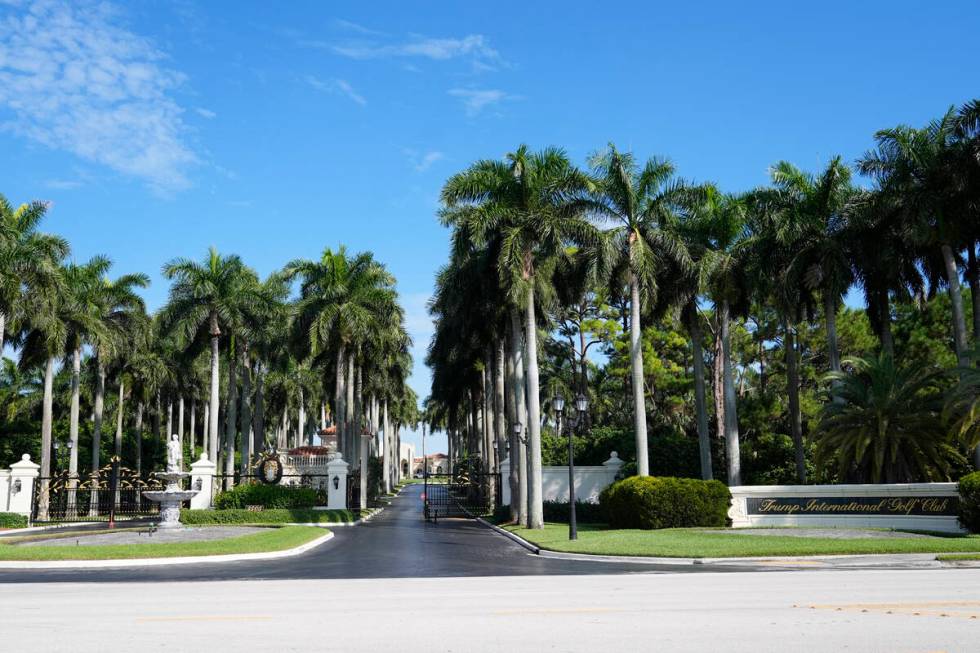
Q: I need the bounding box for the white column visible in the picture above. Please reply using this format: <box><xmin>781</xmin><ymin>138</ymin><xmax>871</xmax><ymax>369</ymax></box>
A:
<box><xmin>189</xmin><ymin>453</ymin><xmax>217</xmax><ymax>509</ymax></box>
<box><xmin>4</xmin><ymin>454</ymin><xmax>40</xmax><ymax>517</ymax></box>
<box><xmin>326</xmin><ymin>455</ymin><xmax>350</xmax><ymax>510</ymax></box>
<box><xmin>602</xmin><ymin>451</ymin><xmax>624</xmax><ymax>486</ymax></box>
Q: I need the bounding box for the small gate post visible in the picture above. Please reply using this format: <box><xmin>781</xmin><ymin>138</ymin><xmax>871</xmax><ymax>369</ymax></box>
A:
<box><xmin>4</xmin><ymin>454</ymin><xmax>40</xmax><ymax>518</ymax></box>
<box><xmin>326</xmin><ymin>455</ymin><xmax>349</xmax><ymax>510</ymax></box>
<box><xmin>190</xmin><ymin>453</ymin><xmax>217</xmax><ymax>509</ymax></box>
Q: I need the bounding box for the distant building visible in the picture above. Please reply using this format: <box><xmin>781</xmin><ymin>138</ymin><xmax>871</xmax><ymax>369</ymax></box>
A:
<box><xmin>412</xmin><ymin>453</ymin><xmax>449</xmax><ymax>476</ymax></box>
<box><xmin>399</xmin><ymin>442</ymin><xmax>416</xmax><ymax>480</ymax></box>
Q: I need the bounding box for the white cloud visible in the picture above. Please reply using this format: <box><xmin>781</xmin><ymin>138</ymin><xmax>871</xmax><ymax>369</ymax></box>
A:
<box><xmin>329</xmin><ymin>33</ymin><xmax>500</xmax><ymax>65</ymax></box>
<box><xmin>332</xmin><ymin>18</ymin><xmax>384</xmax><ymax>36</ymax></box>
<box><xmin>404</xmin><ymin>149</ymin><xmax>444</xmax><ymax>172</ymax></box>
<box><xmin>0</xmin><ymin>1</ymin><xmax>197</xmax><ymax>191</ymax></box>
<box><xmin>195</xmin><ymin>107</ymin><xmax>216</xmax><ymax>119</ymax></box>
<box><xmin>448</xmin><ymin>88</ymin><xmax>516</xmax><ymax>116</ymax></box>
<box><xmin>305</xmin><ymin>75</ymin><xmax>366</xmax><ymax>106</ymax></box>
<box><xmin>44</xmin><ymin>178</ymin><xmax>83</xmax><ymax>190</ymax></box>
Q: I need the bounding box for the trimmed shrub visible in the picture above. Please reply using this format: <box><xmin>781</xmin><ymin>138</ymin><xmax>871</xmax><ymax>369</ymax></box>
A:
<box><xmin>958</xmin><ymin>472</ymin><xmax>980</xmax><ymax>533</ymax></box>
<box><xmin>213</xmin><ymin>483</ymin><xmax>323</xmax><ymax>510</ymax></box>
<box><xmin>0</xmin><ymin>512</ymin><xmax>28</xmax><ymax>529</ymax></box>
<box><xmin>542</xmin><ymin>500</ymin><xmax>606</xmax><ymax>524</ymax></box>
<box><xmin>599</xmin><ymin>476</ymin><xmax>731</xmax><ymax>530</ymax></box>
<box><xmin>180</xmin><ymin>508</ymin><xmax>355</xmax><ymax>525</ymax></box>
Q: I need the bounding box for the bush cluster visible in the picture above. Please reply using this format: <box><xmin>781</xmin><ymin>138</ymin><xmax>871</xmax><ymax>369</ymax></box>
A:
<box><xmin>213</xmin><ymin>483</ymin><xmax>324</xmax><ymax>510</ymax></box>
<box><xmin>0</xmin><ymin>512</ymin><xmax>28</xmax><ymax>529</ymax></box>
<box><xmin>179</xmin><ymin>508</ymin><xmax>355</xmax><ymax>525</ymax></box>
<box><xmin>599</xmin><ymin>476</ymin><xmax>731</xmax><ymax>529</ymax></box>
<box><xmin>958</xmin><ymin>472</ymin><xmax>980</xmax><ymax>533</ymax></box>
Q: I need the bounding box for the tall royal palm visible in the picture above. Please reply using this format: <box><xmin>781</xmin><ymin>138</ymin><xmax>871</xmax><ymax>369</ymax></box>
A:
<box><xmin>288</xmin><ymin>246</ymin><xmax>396</xmax><ymax>459</ymax></box>
<box><xmin>0</xmin><ymin>196</ymin><xmax>68</xmax><ymax>354</ymax></box>
<box><xmin>161</xmin><ymin>248</ymin><xmax>260</xmax><ymax>468</ymax></box>
<box><xmin>587</xmin><ymin>144</ymin><xmax>691</xmax><ymax>476</ymax></box>
<box><xmin>441</xmin><ymin>145</ymin><xmax>599</xmax><ymax>529</ymax></box>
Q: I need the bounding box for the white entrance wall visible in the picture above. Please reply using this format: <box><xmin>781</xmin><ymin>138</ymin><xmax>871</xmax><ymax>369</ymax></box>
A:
<box><xmin>728</xmin><ymin>483</ymin><xmax>964</xmax><ymax>533</ymax></box>
<box><xmin>500</xmin><ymin>452</ymin><xmax>623</xmax><ymax>505</ymax></box>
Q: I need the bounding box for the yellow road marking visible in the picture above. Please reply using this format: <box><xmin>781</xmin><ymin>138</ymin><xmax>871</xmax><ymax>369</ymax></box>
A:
<box><xmin>801</xmin><ymin>601</ymin><xmax>980</xmax><ymax>621</ymax></box>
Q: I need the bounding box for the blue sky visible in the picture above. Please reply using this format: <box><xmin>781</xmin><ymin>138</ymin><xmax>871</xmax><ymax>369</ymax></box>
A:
<box><xmin>1</xmin><ymin>0</ymin><xmax>978</xmax><ymax>453</ymax></box>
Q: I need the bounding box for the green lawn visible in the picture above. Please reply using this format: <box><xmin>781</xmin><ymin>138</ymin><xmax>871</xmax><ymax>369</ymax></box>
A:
<box><xmin>0</xmin><ymin>525</ymin><xmax>326</xmax><ymax>561</ymax></box>
<box><xmin>937</xmin><ymin>553</ymin><xmax>980</xmax><ymax>561</ymax></box>
<box><xmin>179</xmin><ymin>508</ymin><xmax>356</xmax><ymax>525</ymax></box>
<box><xmin>504</xmin><ymin>523</ymin><xmax>980</xmax><ymax>558</ymax></box>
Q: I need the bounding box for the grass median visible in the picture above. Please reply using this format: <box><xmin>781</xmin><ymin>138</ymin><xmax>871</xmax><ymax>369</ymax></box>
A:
<box><xmin>504</xmin><ymin>523</ymin><xmax>980</xmax><ymax>558</ymax></box>
<box><xmin>0</xmin><ymin>525</ymin><xmax>326</xmax><ymax>561</ymax></box>
<box><xmin>179</xmin><ymin>508</ymin><xmax>356</xmax><ymax>525</ymax></box>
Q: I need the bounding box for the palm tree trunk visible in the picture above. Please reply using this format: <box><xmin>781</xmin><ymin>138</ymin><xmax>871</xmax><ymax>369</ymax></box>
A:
<box><xmin>824</xmin><ymin>292</ymin><xmax>841</xmax><ymax>374</ymax></box>
<box><xmin>510</xmin><ymin>309</ymin><xmax>529</xmax><ymax>526</ymax></box>
<box><xmin>878</xmin><ymin>290</ymin><xmax>894</xmax><ymax>357</ymax></box>
<box><xmin>38</xmin><ymin>355</ymin><xmax>55</xmax><ymax>520</ymax></box>
<box><xmin>177</xmin><ymin>395</ymin><xmax>185</xmax><ymax>455</ymax></box>
<box><xmin>335</xmin><ymin>345</ymin><xmax>346</xmax><ymax>457</ymax></box>
<box><xmin>279</xmin><ymin>408</ymin><xmax>288</xmax><ymax>450</ymax></box>
<box><xmin>494</xmin><ymin>338</ymin><xmax>506</xmax><ymax>474</ymax></box>
<box><xmin>240</xmin><ymin>350</ymin><xmax>252</xmax><ymax>473</ymax></box>
<box><xmin>297</xmin><ymin>384</ymin><xmax>306</xmax><ymax>449</ymax></box>
<box><xmin>524</xmin><ymin>285</ymin><xmax>544</xmax><ymax>529</ymax></box>
<box><xmin>784</xmin><ymin>319</ymin><xmax>806</xmax><ymax>483</ymax></box>
<box><xmin>203</xmin><ymin>400</ymin><xmax>210</xmax><ymax>459</ymax></box>
<box><xmin>189</xmin><ymin>400</ymin><xmax>196</xmax><ymax>458</ymax></box>
<box><xmin>720</xmin><ymin>300</ymin><xmax>741</xmax><ymax>486</ymax></box>
<box><xmin>967</xmin><ymin>244</ymin><xmax>980</xmax><ymax>343</ymax></box>
<box><xmin>688</xmin><ymin>309</ymin><xmax>712</xmax><ymax>481</ymax></box>
<box><xmin>346</xmin><ymin>355</ymin><xmax>355</xmax><ymax>460</ymax></box>
<box><xmin>135</xmin><ymin>401</ymin><xmax>144</xmax><ymax>474</ymax></box>
<box><xmin>629</xmin><ymin>272</ymin><xmax>650</xmax><ymax>476</ymax></box>
<box><xmin>0</xmin><ymin>311</ymin><xmax>5</xmax><ymax>356</ymax></box>
<box><xmin>88</xmin><ymin>359</ymin><xmax>107</xmax><ymax>514</ymax></box>
<box><xmin>69</xmin><ymin>348</ymin><xmax>81</xmax><ymax>483</ymax></box>
<box><xmin>505</xmin><ymin>331</ymin><xmax>520</xmax><ymax>521</ymax></box>
<box><xmin>941</xmin><ymin>243</ymin><xmax>969</xmax><ymax>365</ymax></box>
<box><xmin>224</xmin><ymin>342</ymin><xmax>239</xmax><ymax>486</ymax></box>
<box><xmin>713</xmin><ymin>327</ymin><xmax>725</xmax><ymax>441</ymax></box>
<box><xmin>356</xmin><ymin>366</ymin><xmax>367</xmax><ymax>510</ymax></box>
<box><xmin>114</xmin><ymin>380</ymin><xmax>125</xmax><ymax>458</ymax></box>
<box><xmin>165</xmin><ymin>397</ymin><xmax>173</xmax><ymax>445</ymax></box>
<box><xmin>253</xmin><ymin>364</ymin><xmax>265</xmax><ymax>455</ymax></box>
<box><xmin>383</xmin><ymin>399</ymin><xmax>391</xmax><ymax>485</ymax></box>
<box><xmin>208</xmin><ymin>330</ymin><xmax>221</xmax><ymax>465</ymax></box>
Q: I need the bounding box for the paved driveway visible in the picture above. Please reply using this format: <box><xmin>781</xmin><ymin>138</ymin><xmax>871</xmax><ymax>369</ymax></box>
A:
<box><xmin>1</xmin><ymin>484</ymin><xmax>735</xmax><ymax>583</ymax></box>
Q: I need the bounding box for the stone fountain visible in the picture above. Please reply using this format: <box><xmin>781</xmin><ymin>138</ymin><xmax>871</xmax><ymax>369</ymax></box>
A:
<box><xmin>143</xmin><ymin>434</ymin><xmax>199</xmax><ymax>529</ymax></box>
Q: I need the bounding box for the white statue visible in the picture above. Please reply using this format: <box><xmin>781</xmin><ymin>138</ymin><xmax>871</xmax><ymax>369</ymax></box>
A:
<box><xmin>167</xmin><ymin>434</ymin><xmax>182</xmax><ymax>472</ymax></box>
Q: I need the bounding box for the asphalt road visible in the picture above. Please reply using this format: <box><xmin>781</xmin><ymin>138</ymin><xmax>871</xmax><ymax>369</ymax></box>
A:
<box><xmin>0</xmin><ymin>483</ymin><xmax>743</xmax><ymax>583</ymax></box>
<box><xmin>3</xmin><ymin>570</ymin><xmax>979</xmax><ymax>652</ymax></box>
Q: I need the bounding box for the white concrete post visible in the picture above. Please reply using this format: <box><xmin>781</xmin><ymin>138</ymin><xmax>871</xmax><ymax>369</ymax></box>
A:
<box><xmin>500</xmin><ymin>456</ymin><xmax>511</xmax><ymax>506</ymax></box>
<box><xmin>602</xmin><ymin>451</ymin><xmax>623</xmax><ymax>485</ymax></box>
<box><xmin>189</xmin><ymin>453</ymin><xmax>217</xmax><ymax>510</ymax></box>
<box><xmin>326</xmin><ymin>454</ymin><xmax>350</xmax><ymax>510</ymax></box>
<box><xmin>2</xmin><ymin>454</ymin><xmax>40</xmax><ymax>517</ymax></box>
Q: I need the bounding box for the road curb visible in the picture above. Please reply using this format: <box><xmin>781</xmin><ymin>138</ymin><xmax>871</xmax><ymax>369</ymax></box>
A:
<box><xmin>474</xmin><ymin>519</ymin><xmax>976</xmax><ymax>569</ymax></box>
<box><xmin>0</xmin><ymin>530</ymin><xmax>334</xmax><ymax>570</ymax></box>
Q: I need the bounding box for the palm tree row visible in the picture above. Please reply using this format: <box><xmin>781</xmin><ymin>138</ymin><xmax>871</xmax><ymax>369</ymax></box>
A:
<box><xmin>426</xmin><ymin>99</ymin><xmax>980</xmax><ymax>528</ymax></box>
<box><xmin>1</xmin><ymin>205</ymin><xmax>416</xmax><ymax>511</ymax></box>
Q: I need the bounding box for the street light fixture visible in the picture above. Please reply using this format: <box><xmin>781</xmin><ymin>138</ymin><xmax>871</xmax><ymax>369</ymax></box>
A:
<box><xmin>559</xmin><ymin>393</ymin><xmax>590</xmax><ymax>541</ymax></box>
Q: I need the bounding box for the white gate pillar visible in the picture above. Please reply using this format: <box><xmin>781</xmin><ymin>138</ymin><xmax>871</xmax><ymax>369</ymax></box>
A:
<box><xmin>2</xmin><ymin>454</ymin><xmax>40</xmax><ymax>517</ymax></box>
<box><xmin>190</xmin><ymin>453</ymin><xmax>217</xmax><ymax>509</ymax></box>
<box><xmin>327</xmin><ymin>455</ymin><xmax>350</xmax><ymax>510</ymax></box>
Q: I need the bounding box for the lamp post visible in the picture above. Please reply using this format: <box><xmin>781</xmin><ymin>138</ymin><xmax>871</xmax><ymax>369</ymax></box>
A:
<box><xmin>554</xmin><ymin>393</ymin><xmax>589</xmax><ymax>540</ymax></box>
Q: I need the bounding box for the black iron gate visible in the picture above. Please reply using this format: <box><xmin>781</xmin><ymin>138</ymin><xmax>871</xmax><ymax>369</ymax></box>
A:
<box><xmin>423</xmin><ymin>472</ymin><xmax>501</xmax><ymax>520</ymax></box>
<box><xmin>31</xmin><ymin>459</ymin><xmax>166</xmax><ymax>524</ymax></box>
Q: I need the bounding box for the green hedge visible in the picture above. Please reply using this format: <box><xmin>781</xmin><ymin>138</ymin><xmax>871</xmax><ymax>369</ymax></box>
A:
<box><xmin>958</xmin><ymin>472</ymin><xmax>980</xmax><ymax>533</ymax></box>
<box><xmin>180</xmin><ymin>508</ymin><xmax>355</xmax><ymax>525</ymax></box>
<box><xmin>213</xmin><ymin>483</ymin><xmax>324</xmax><ymax>510</ymax></box>
<box><xmin>0</xmin><ymin>512</ymin><xmax>28</xmax><ymax>529</ymax></box>
<box><xmin>599</xmin><ymin>476</ymin><xmax>731</xmax><ymax>530</ymax></box>
<box><xmin>542</xmin><ymin>500</ymin><xmax>606</xmax><ymax>524</ymax></box>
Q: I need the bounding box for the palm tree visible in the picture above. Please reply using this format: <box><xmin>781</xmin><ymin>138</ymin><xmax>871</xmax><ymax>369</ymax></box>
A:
<box><xmin>287</xmin><ymin>246</ymin><xmax>396</xmax><ymax>461</ymax></box>
<box><xmin>0</xmin><ymin>196</ymin><xmax>68</xmax><ymax>354</ymax></box>
<box><xmin>161</xmin><ymin>248</ymin><xmax>261</xmax><ymax>473</ymax></box>
<box><xmin>815</xmin><ymin>354</ymin><xmax>960</xmax><ymax>483</ymax></box>
<box><xmin>688</xmin><ymin>187</ymin><xmax>753</xmax><ymax>486</ymax></box>
<box><xmin>586</xmin><ymin>144</ymin><xmax>691</xmax><ymax>476</ymax></box>
<box><xmin>859</xmin><ymin>109</ymin><xmax>973</xmax><ymax>365</ymax></box>
<box><xmin>441</xmin><ymin>145</ymin><xmax>600</xmax><ymax>529</ymax></box>
<box><xmin>945</xmin><ymin>345</ymin><xmax>980</xmax><ymax>452</ymax></box>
